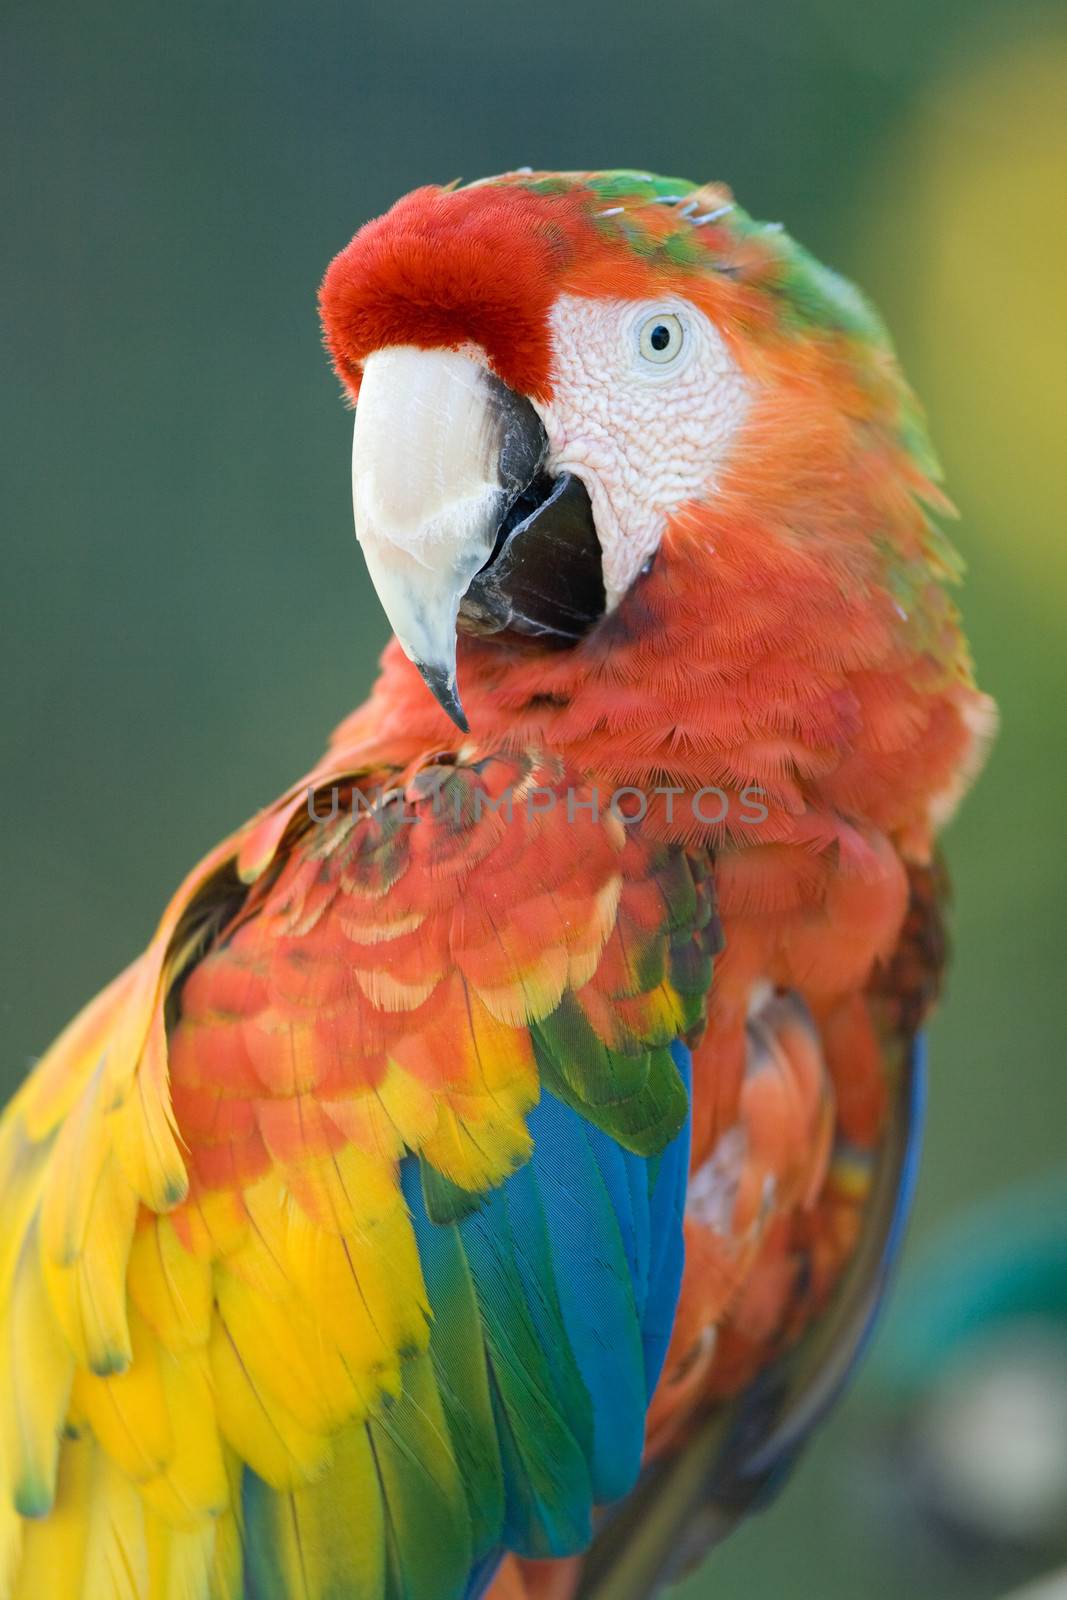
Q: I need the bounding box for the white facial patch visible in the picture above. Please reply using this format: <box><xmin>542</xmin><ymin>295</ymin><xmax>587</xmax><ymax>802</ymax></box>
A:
<box><xmin>534</xmin><ymin>293</ymin><xmax>753</xmax><ymax>607</ymax></box>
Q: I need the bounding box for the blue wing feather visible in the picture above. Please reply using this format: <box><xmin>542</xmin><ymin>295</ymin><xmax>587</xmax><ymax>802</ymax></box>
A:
<box><xmin>441</xmin><ymin>1045</ymin><xmax>691</xmax><ymax>1593</ymax></box>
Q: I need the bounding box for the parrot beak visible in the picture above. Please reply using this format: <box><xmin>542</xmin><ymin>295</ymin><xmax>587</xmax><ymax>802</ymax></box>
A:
<box><xmin>352</xmin><ymin>346</ymin><xmax>603</xmax><ymax>730</ymax></box>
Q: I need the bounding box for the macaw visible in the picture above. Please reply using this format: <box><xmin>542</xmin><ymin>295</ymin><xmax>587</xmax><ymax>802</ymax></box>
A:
<box><xmin>0</xmin><ymin>169</ymin><xmax>995</xmax><ymax>1600</ymax></box>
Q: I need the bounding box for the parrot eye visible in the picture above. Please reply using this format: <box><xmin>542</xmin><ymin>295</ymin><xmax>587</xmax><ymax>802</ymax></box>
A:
<box><xmin>637</xmin><ymin>312</ymin><xmax>685</xmax><ymax>365</ymax></box>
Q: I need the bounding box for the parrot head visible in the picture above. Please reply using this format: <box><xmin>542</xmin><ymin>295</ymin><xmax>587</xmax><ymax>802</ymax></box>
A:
<box><xmin>319</xmin><ymin>169</ymin><xmax>985</xmax><ymax>833</ymax></box>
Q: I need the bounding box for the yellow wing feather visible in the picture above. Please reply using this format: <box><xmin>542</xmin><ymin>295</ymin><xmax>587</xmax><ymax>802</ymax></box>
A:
<box><xmin>0</xmin><ymin>743</ymin><xmax>710</xmax><ymax>1600</ymax></box>
<box><xmin>2</xmin><ymin>1218</ymin><xmax>74</xmax><ymax>1514</ymax></box>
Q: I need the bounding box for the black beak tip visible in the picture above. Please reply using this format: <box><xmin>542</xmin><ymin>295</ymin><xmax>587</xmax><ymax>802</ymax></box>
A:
<box><xmin>416</xmin><ymin>661</ymin><xmax>469</xmax><ymax>733</ymax></box>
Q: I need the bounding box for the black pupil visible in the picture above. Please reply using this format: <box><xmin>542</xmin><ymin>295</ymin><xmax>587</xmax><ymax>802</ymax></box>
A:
<box><xmin>650</xmin><ymin>323</ymin><xmax>672</xmax><ymax>351</ymax></box>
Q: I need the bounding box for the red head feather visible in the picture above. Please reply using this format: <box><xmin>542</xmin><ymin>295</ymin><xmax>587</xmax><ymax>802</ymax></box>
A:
<box><xmin>320</xmin><ymin>171</ymin><xmax>741</xmax><ymax>401</ymax></box>
<box><xmin>319</xmin><ymin>181</ymin><xmax>597</xmax><ymax>401</ymax></box>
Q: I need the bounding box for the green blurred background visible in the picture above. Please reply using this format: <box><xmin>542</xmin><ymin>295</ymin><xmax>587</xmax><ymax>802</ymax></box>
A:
<box><xmin>3</xmin><ymin>1</ymin><xmax>1065</xmax><ymax>1595</ymax></box>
